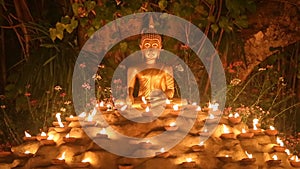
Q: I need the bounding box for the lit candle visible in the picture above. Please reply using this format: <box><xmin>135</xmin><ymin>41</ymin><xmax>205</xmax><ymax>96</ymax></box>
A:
<box><xmin>267</xmin><ymin>154</ymin><xmax>281</xmax><ymax>166</ymax></box>
<box><xmin>265</xmin><ymin>125</ymin><xmax>278</xmax><ymax>136</ymax></box>
<box><xmin>249</xmin><ymin>119</ymin><xmax>263</xmax><ymax>135</ymax></box>
<box><xmin>181</xmin><ymin>158</ymin><xmax>196</xmax><ymax>168</ymax></box>
<box><xmin>196</xmin><ymin>106</ymin><xmax>201</xmax><ymax>111</ymax></box>
<box><xmin>253</xmin><ymin>119</ymin><xmax>259</xmax><ymax>130</ymax></box>
<box><xmin>52</xmin><ymin>151</ymin><xmax>66</xmax><ymax>165</ymax></box>
<box><xmin>65</xmin><ymin>115</ymin><xmax>79</xmax><ymax>121</ymax></box>
<box><xmin>220</xmin><ymin>125</ymin><xmax>235</xmax><ymax>139</ymax></box>
<box><xmin>290</xmin><ymin>155</ymin><xmax>300</xmax><ymax>167</ymax></box>
<box><xmin>238</xmin><ymin>128</ymin><xmax>254</xmax><ymax>139</ymax></box>
<box><xmin>40</xmin><ymin>134</ymin><xmax>55</xmax><ymax>145</ymax></box>
<box><xmin>142</xmin><ymin>106</ymin><xmax>153</xmax><ymax>117</ymax></box>
<box><xmin>155</xmin><ymin>148</ymin><xmax>170</xmax><ymax>158</ymax></box>
<box><xmin>58</xmin><ymin>152</ymin><xmax>66</xmax><ymax>161</ymax></box>
<box><xmin>78</xmin><ymin>112</ymin><xmax>86</xmax><ymax>118</ymax></box>
<box><xmin>37</xmin><ymin>132</ymin><xmax>48</xmax><ymax>141</ymax></box>
<box><xmin>96</xmin><ymin>128</ymin><xmax>108</xmax><ymax>139</ymax></box>
<box><xmin>239</xmin><ymin>151</ymin><xmax>256</xmax><ymax>165</ymax></box>
<box><xmin>139</xmin><ymin>140</ymin><xmax>152</xmax><ymax>149</ymax></box>
<box><xmin>55</xmin><ymin>113</ymin><xmax>64</xmax><ymax>128</ymax></box>
<box><xmin>165</xmin><ymin>122</ymin><xmax>178</xmax><ymax>131</ymax></box>
<box><xmin>23</xmin><ymin>131</ymin><xmax>36</xmax><ymax>141</ymax></box>
<box><xmin>217</xmin><ymin>155</ymin><xmax>233</xmax><ymax>163</ymax></box>
<box><xmin>228</xmin><ymin>112</ymin><xmax>242</xmax><ymax>124</ymax></box>
<box><xmin>142</xmin><ymin>96</ymin><xmax>147</xmax><ymax>104</ymax></box>
<box><xmin>198</xmin><ymin>127</ymin><xmax>210</xmax><ymax>137</ymax></box>
<box><xmin>63</xmin><ymin>133</ymin><xmax>77</xmax><ymax>143</ymax></box>
<box><xmin>191</xmin><ymin>141</ymin><xmax>205</xmax><ymax>152</ymax></box>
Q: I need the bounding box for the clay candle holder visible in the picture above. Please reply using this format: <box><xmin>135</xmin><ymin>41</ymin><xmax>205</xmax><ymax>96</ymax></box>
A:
<box><xmin>238</xmin><ymin>129</ymin><xmax>254</xmax><ymax>139</ymax></box>
<box><xmin>139</xmin><ymin>140</ymin><xmax>152</xmax><ymax>149</ymax></box>
<box><xmin>72</xmin><ymin>162</ymin><xmax>90</xmax><ymax>168</ymax></box>
<box><xmin>155</xmin><ymin>148</ymin><xmax>170</xmax><ymax>158</ymax></box>
<box><xmin>118</xmin><ymin>164</ymin><xmax>133</xmax><ymax>169</ymax></box>
<box><xmin>273</xmin><ymin>146</ymin><xmax>286</xmax><ymax>152</ymax></box>
<box><xmin>52</xmin><ymin>121</ymin><xmax>68</xmax><ymax>127</ymax></box>
<box><xmin>164</xmin><ymin>122</ymin><xmax>178</xmax><ymax>131</ymax></box>
<box><xmin>267</xmin><ymin>155</ymin><xmax>281</xmax><ymax>167</ymax></box>
<box><xmin>0</xmin><ymin>151</ymin><xmax>12</xmax><ymax>157</ymax></box>
<box><xmin>217</xmin><ymin>155</ymin><xmax>233</xmax><ymax>163</ymax></box>
<box><xmin>228</xmin><ymin>113</ymin><xmax>242</xmax><ymax>124</ymax></box>
<box><xmin>17</xmin><ymin>151</ymin><xmax>34</xmax><ymax>158</ymax></box>
<box><xmin>95</xmin><ymin>128</ymin><xmax>109</xmax><ymax>139</ymax></box>
<box><xmin>249</xmin><ymin>129</ymin><xmax>263</xmax><ymax>136</ymax></box>
<box><xmin>65</xmin><ymin>115</ymin><xmax>79</xmax><ymax>122</ymax></box>
<box><xmin>181</xmin><ymin>158</ymin><xmax>196</xmax><ymax>168</ymax></box>
<box><xmin>191</xmin><ymin>142</ymin><xmax>205</xmax><ymax>152</ymax></box>
<box><xmin>264</xmin><ymin>126</ymin><xmax>278</xmax><ymax>136</ymax></box>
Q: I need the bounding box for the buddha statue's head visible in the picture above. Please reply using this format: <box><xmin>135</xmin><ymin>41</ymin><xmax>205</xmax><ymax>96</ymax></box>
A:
<box><xmin>140</xmin><ymin>16</ymin><xmax>162</xmax><ymax>64</ymax></box>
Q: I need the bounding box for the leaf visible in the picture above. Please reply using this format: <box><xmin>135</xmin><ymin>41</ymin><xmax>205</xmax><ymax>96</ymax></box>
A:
<box><xmin>195</xmin><ymin>5</ymin><xmax>208</xmax><ymax>16</ymax></box>
<box><xmin>49</xmin><ymin>28</ymin><xmax>57</xmax><ymax>41</ymax></box>
<box><xmin>72</xmin><ymin>3</ymin><xmax>80</xmax><ymax>17</ymax></box>
<box><xmin>61</xmin><ymin>15</ymin><xmax>71</xmax><ymax>24</ymax></box>
<box><xmin>43</xmin><ymin>55</ymin><xmax>57</xmax><ymax>66</ymax></box>
<box><xmin>85</xmin><ymin>0</ymin><xmax>96</xmax><ymax>12</ymax></box>
<box><xmin>87</xmin><ymin>27</ymin><xmax>95</xmax><ymax>37</ymax></box>
<box><xmin>120</xmin><ymin>42</ymin><xmax>127</xmax><ymax>52</ymax></box>
<box><xmin>56</xmin><ymin>30</ymin><xmax>64</xmax><ymax>40</ymax></box>
<box><xmin>4</xmin><ymin>84</ymin><xmax>15</xmax><ymax>91</ymax></box>
<box><xmin>56</xmin><ymin>22</ymin><xmax>66</xmax><ymax>32</ymax></box>
<box><xmin>211</xmin><ymin>24</ymin><xmax>219</xmax><ymax>33</ymax></box>
<box><xmin>158</xmin><ymin>0</ymin><xmax>168</xmax><ymax>10</ymax></box>
<box><xmin>207</xmin><ymin>15</ymin><xmax>215</xmax><ymax>23</ymax></box>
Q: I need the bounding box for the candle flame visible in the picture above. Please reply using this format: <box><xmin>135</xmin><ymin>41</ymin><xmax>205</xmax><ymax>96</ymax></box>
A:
<box><xmin>223</xmin><ymin>124</ymin><xmax>230</xmax><ymax>134</ymax></box>
<box><xmin>196</xmin><ymin>106</ymin><xmax>201</xmax><ymax>111</ymax></box>
<box><xmin>145</xmin><ymin>106</ymin><xmax>150</xmax><ymax>112</ymax></box>
<box><xmin>270</xmin><ymin>126</ymin><xmax>275</xmax><ymax>130</ymax></box>
<box><xmin>25</xmin><ymin>131</ymin><xmax>31</xmax><ymax>137</ymax></box>
<box><xmin>58</xmin><ymin>152</ymin><xmax>66</xmax><ymax>160</ymax></box>
<box><xmin>47</xmin><ymin>134</ymin><xmax>54</xmax><ymax>140</ymax></box>
<box><xmin>242</xmin><ymin>128</ymin><xmax>247</xmax><ymax>133</ymax></box>
<box><xmin>228</xmin><ymin>113</ymin><xmax>233</xmax><ymax>117</ymax></box>
<box><xmin>285</xmin><ymin>149</ymin><xmax>290</xmax><ymax>155</ymax></box>
<box><xmin>245</xmin><ymin>151</ymin><xmax>253</xmax><ymax>158</ymax></box>
<box><xmin>166</xmin><ymin>99</ymin><xmax>171</xmax><ymax>104</ymax></box>
<box><xmin>41</xmin><ymin>132</ymin><xmax>47</xmax><ymax>136</ymax></box>
<box><xmin>199</xmin><ymin>141</ymin><xmax>204</xmax><ymax>146</ymax></box>
<box><xmin>272</xmin><ymin>155</ymin><xmax>278</xmax><ymax>160</ymax></box>
<box><xmin>253</xmin><ymin>119</ymin><xmax>259</xmax><ymax>130</ymax></box>
<box><xmin>79</xmin><ymin>112</ymin><xmax>86</xmax><ymax>118</ymax></box>
<box><xmin>160</xmin><ymin>148</ymin><xmax>165</xmax><ymax>153</ymax></box>
<box><xmin>234</xmin><ymin>113</ymin><xmax>239</xmax><ymax>118</ymax></box>
<box><xmin>24</xmin><ymin>150</ymin><xmax>31</xmax><ymax>154</ymax></box>
<box><xmin>69</xmin><ymin>115</ymin><xmax>74</xmax><ymax>118</ymax></box>
<box><xmin>209</xmin><ymin>114</ymin><xmax>215</xmax><ymax>119</ymax></box>
<box><xmin>142</xmin><ymin>96</ymin><xmax>147</xmax><ymax>104</ymax></box>
<box><xmin>66</xmin><ymin>133</ymin><xmax>70</xmax><ymax>138</ymax></box>
<box><xmin>186</xmin><ymin>158</ymin><xmax>193</xmax><ymax>162</ymax></box>
<box><xmin>55</xmin><ymin>113</ymin><xmax>64</xmax><ymax>128</ymax></box>
<box><xmin>276</xmin><ymin>137</ymin><xmax>284</xmax><ymax>147</ymax></box>
<box><xmin>82</xmin><ymin>157</ymin><xmax>91</xmax><ymax>163</ymax></box>
<box><xmin>99</xmin><ymin>128</ymin><xmax>107</xmax><ymax>135</ymax></box>
<box><xmin>169</xmin><ymin>122</ymin><xmax>176</xmax><ymax>127</ymax></box>
<box><xmin>203</xmin><ymin>128</ymin><xmax>208</xmax><ymax>133</ymax></box>
<box><xmin>211</xmin><ymin>103</ymin><xmax>219</xmax><ymax>111</ymax></box>
<box><xmin>100</xmin><ymin>101</ymin><xmax>104</xmax><ymax>107</ymax></box>
<box><xmin>173</xmin><ymin>104</ymin><xmax>179</xmax><ymax>111</ymax></box>
<box><xmin>225</xmin><ymin>155</ymin><xmax>229</xmax><ymax>157</ymax></box>
<box><xmin>86</xmin><ymin>112</ymin><xmax>95</xmax><ymax>122</ymax></box>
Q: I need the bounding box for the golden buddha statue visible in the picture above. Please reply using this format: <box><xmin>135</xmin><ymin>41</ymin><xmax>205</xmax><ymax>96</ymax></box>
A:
<box><xmin>127</xmin><ymin>19</ymin><xmax>175</xmax><ymax>104</ymax></box>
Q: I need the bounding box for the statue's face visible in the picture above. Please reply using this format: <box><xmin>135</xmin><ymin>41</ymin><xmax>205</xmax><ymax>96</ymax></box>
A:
<box><xmin>140</xmin><ymin>39</ymin><xmax>162</xmax><ymax>62</ymax></box>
